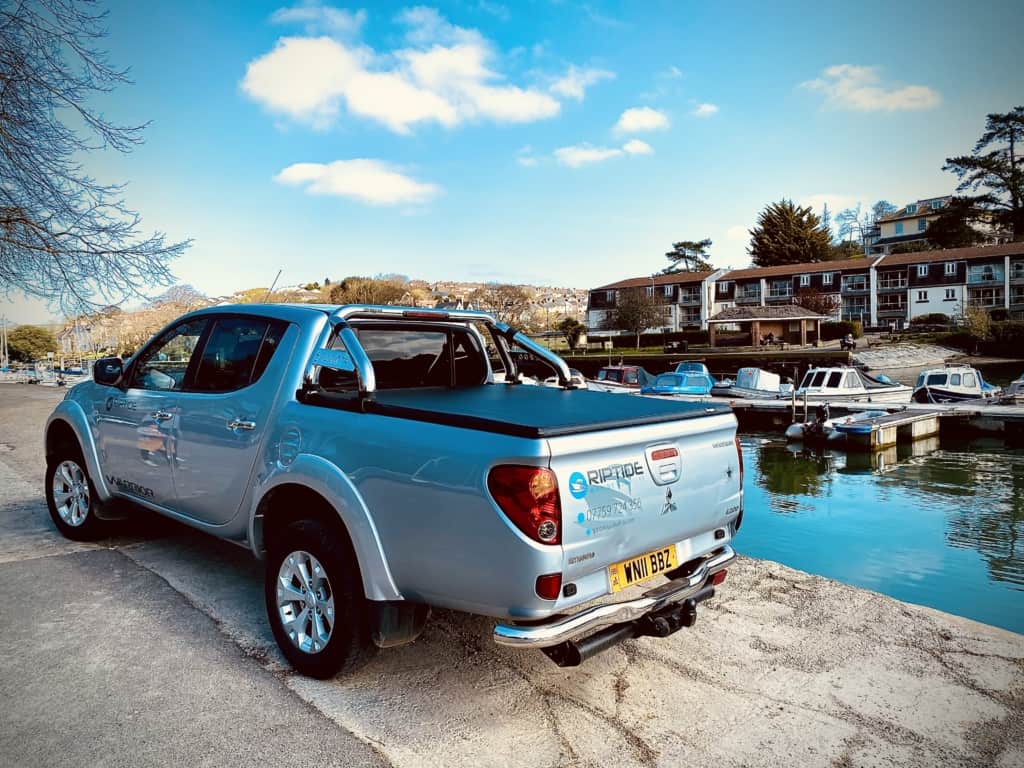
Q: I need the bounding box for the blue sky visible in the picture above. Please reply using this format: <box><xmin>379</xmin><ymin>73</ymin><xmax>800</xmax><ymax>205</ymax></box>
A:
<box><xmin>5</xmin><ymin>0</ymin><xmax>1022</xmax><ymax>323</ymax></box>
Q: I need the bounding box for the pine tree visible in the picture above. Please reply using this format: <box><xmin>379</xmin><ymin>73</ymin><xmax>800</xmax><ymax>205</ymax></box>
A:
<box><xmin>748</xmin><ymin>200</ymin><xmax>832</xmax><ymax>266</ymax></box>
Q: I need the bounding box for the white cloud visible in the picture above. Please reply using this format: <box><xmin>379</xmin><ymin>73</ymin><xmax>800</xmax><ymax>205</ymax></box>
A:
<box><xmin>516</xmin><ymin>146</ymin><xmax>539</xmax><ymax>167</ymax></box>
<box><xmin>243</xmin><ymin>8</ymin><xmax>559</xmax><ymax>134</ymax></box>
<box><xmin>725</xmin><ymin>225</ymin><xmax>749</xmax><ymax>242</ymax></box>
<box><xmin>553</xmin><ymin>139</ymin><xmax>653</xmax><ymax>167</ymax></box>
<box><xmin>270</xmin><ymin>2</ymin><xmax>366</xmax><ymax>36</ymax></box>
<box><xmin>274</xmin><ymin>160</ymin><xmax>441</xmax><ymax>205</ymax></box>
<box><xmin>550</xmin><ymin>65</ymin><xmax>614</xmax><ymax>101</ymax></box>
<box><xmin>613</xmin><ymin>106</ymin><xmax>669</xmax><ymax>134</ymax></box>
<box><xmin>802</xmin><ymin>65</ymin><xmax>941</xmax><ymax>112</ymax></box>
<box><xmin>692</xmin><ymin>103</ymin><xmax>719</xmax><ymax>117</ymax></box>
<box><xmin>622</xmin><ymin>139</ymin><xmax>652</xmax><ymax>155</ymax></box>
<box><xmin>662</xmin><ymin>65</ymin><xmax>683</xmax><ymax>79</ymax></box>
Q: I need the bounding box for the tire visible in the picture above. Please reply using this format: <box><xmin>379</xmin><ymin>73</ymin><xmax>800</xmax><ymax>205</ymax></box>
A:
<box><xmin>45</xmin><ymin>440</ymin><xmax>106</xmax><ymax>541</ymax></box>
<box><xmin>265</xmin><ymin>519</ymin><xmax>376</xmax><ymax>678</ymax></box>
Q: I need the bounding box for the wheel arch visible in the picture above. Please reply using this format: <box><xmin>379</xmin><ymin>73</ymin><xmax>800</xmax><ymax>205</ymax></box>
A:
<box><xmin>45</xmin><ymin>403</ymin><xmax>112</xmax><ymax>499</ymax></box>
<box><xmin>251</xmin><ymin>459</ymin><xmax>401</xmax><ymax>602</ymax></box>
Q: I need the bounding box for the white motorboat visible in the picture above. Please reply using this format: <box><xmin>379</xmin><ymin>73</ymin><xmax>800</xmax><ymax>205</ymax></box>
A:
<box><xmin>715</xmin><ymin>367</ymin><xmax>793</xmax><ymax>400</ymax></box>
<box><xmin>586</xmin><ymin>364</ymin><xmax>655</xmax><ymax>393</ymax></box>
<box><xmin>794</xmin><ymin>366</ymin><xmax>912</xmax><ymax>403</ymax></box>
<box><xmin>785</xmin><ymin>407</ymin><xmax>888</xmax><ymax>443</ymax></box>
<box><xmin>1001</xmin><ymin>372</ymin><xmax>1024</xmax><ymax>404</ymax></box>
<box><xmin>912</xmin><ymin>365</ymin><xmax>1000</xmax><ymax>404</ymax></box>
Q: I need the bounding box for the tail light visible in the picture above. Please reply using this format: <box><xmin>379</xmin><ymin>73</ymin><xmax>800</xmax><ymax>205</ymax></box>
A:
<box><xmin>712</xmin><ymin>569</ymin><xmax>728</xmax><ymax>586</ymax></box>
<box><xmin>488</xmin><ymin>465</ymin><xmax>562</xmax><ymax>545</ymax></box>
<box><xmin>734</xmin><ymin>436</ymin><xmax>744</xmax><ymax>487</ymax></box>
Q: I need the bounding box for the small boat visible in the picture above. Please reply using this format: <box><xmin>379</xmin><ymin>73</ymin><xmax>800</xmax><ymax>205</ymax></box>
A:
<box><xmin>587</xmin><ymin>364</ymin><xmax>655</xmax><ymax>393</ymax></box>
<box><xmin>541</xmin><ymin>368</ymin><xmax>587</xmax><ymax>388</ymax></box>
<box><xmin>715</xmin><ymin>367</ymin><xmax>793</xmax><ymax>400</ymax></box>
<box><xmin>794</xmin><ymin>366</ymin><xmax>912</xmax><ymax>403</ymax></box>
<box><xmin>912</xmin><ymin>365</ymin><xmax>1000</xmax><ymax>403</ymax></box>
<box><xmin>640</xmin><ymin>371</ymin><xmax>714</xmax><ymax>398</ymax></box>
<box><xmin>1001</xmin><ymin>373</ymin><xmax>1024</xmax><ymax>404</ymax></box>
<box><xmin>785</xmin><ymin>406</ymin><xmax>888</xmax><ymax>443</ymax></box>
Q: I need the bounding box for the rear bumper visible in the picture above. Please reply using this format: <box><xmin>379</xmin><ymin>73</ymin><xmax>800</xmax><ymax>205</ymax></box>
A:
<box><xmin>493</xmin><ymin>545</ymin><xmax>735</xmax><ymax>649</ymax></box>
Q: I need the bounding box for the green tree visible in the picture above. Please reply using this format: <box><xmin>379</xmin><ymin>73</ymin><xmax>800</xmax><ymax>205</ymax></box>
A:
<box><xmin>925</xmin><ymin>197</ymin><xmax>990</xmax><ymax>249</ymax></box>
<box><xmin>889</xmin><ymin>241</ymin><xmax>934</xmax><ymax>254</ymax></box>
<box><xmin>7</xmin><ymin>325</ymin><xmax>57</xmax><ymax>362</ymax></box>
<box><xmin>944</xmin><ymin>106</ymin><xmax>1024</xmax><ymax>240</ymax></box>
<box><xmin>748</xmin><ymin>200</ymin><xmax>832</xmax><ymax>266</ymax></box>
<box><xmin>606</xmin><ymin>289</ymin><xmax>663</xmax><ymax>349</ymax></box>
<box><xmin>828</xmin><ymin>241</ymin><xmax>864</xmax><ymax>260</ymax></box>
<box><xmin>557</xmin><ymin>317</ymin><xmax>586</xmax><ymax>351</ymax></box>
<box><xmin>328</xmin><ymin>277</ymin><xmax>406</xmax><ymax>306</ymax></box>
<box><xmin>962</xmin><ymin>304</ymin><xmax>991</xmax><ymax>341</ymax></box>
<box><xmin>0</xmin><ymin>0</ymin><xmax>190</xmax><ymax>314</ymax></box>
<box><xmin>663</xmin><ymin>239</ymin><xmax>713</xmax><ymax>272</ymax></box>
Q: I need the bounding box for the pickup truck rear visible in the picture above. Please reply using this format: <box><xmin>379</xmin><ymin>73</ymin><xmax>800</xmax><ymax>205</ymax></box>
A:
<box><xmin>44</xmin><ymin>304</ymin><xmax>742</xmax><ymax>677</ymax></box>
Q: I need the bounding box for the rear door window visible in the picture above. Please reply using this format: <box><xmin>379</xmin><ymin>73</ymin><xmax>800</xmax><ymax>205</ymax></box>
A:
<box><xmin>192</xmin><ymin>318</ymin><xmax>288</xmax><ymax>392</ymax></box>
<box><xmin>131</xmin><ymin>319</ymin><xmax>209</xmax><ymax>391</ymax></box>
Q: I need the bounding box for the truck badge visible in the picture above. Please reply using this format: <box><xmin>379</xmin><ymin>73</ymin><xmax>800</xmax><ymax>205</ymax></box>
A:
<box><xmin>661</xmin><ymin>488</ymin><xmax>677</xmax><ymax>516</ymax></box>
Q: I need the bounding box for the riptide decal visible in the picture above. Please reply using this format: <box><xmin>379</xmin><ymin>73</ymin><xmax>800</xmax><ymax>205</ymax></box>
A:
<box><xmin>568</xmin><ymin>472</ymin><xmax>588</xmax><ymax>499</ymax></box>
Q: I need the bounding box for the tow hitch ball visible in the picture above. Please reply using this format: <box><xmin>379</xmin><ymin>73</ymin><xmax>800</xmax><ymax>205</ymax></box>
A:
<box><xmin>541</xmin><ymin>584</ymin><xmax>716</xmax><ymax>667</ymax></box>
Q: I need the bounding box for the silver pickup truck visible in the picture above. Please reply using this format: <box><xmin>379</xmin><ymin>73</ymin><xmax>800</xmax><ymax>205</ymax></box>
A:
<box><xmin>44</xmin><ymin>304</ymin><xmax>742</xmax><ymax>677</ymax></box>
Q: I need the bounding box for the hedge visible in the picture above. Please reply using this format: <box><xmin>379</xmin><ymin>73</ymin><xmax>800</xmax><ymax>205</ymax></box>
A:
<box><xmin>820</xmin><ymin>320</ymin><xmax>863</xmax><ymax>341</ymax></box>
<box><xmin>910</xmin><ymin>313</ymin><xmax>953</xmax><ymax>325</ymax></box>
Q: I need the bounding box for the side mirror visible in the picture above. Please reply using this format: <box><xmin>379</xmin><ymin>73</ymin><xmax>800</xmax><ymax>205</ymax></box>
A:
<box><xmin>93</xmin><ymin>357</ymin><xmax>124</xmax><ymax>386</ymax></box>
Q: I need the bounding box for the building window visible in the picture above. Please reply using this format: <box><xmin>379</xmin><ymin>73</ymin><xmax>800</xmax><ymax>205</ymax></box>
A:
<box><xmin>945</xmin><ymin>289</ymin><xmax>956</xmax><ymax>300</ymax></box>
<box><xmin>822</xmin><ymin>272</ymin><xmax>833</xmax><ymax>285</ymax></box>
<box><xmin>1012</xmin><ymin>286</ymin><xmax>1024</xmax><ymax>304</ymax></box>
<box><xmin>895</xmin><ymin>222</ymin><xmax>904</xmax><ymax>235</ymax></box>
<box><xmin>799</xmin><ymin>274</ymin><xmax>810</xmax><ymax>287</ymax></box>
<box><xmin>917</xmin><ymin>218</ymin><xmax>927</xmax><ymax>232</ymax></box>
<box><xmin>917</xmin><ymin>264</ymin><xmax>929</xmax><ymax>277</ymax></box>
<box><xmin>945</xmin><ymin>262</ymin><xmax>956</xmax><ymax>276</ymax></box>
<box><xmin>646</xmin><ymin>286</ymin><xmax>654</xmax><ymax>297</ymax></box>
<box><xmin>664</xmin><ymin>284</ymin><xmax>674</xmax><ymax>298</ymax></box>
<box><xmin>878</xmin><ymin>294</ymin><xmax>906</xmax><ymax>312</ymax></box>
<box><xmin>968</xmin><ymin>263</ymin><xmax>1004</xmax><ymax>283</ymax></box>
<box><xmin>606</xmin><ymin>290</ymin><xmax>615</xmax><ymax>302</ymax></box>
<box><xmin>968</xmin><ymin>287</ymin><xmax>1005</xmax><ymax>307</ymax></box>
<box><xmin>841</xmin><ymin>296</ymin><xmax>868</xmax><ymax>322</ymax></box>
<box><xmin>906</xmin><ymin>204</ymin><xmax>917</xmax><ymax>214</ymax></box>
<box><xmin>931</xmin><ymin>201</ymin><xmax>943</xmax><ymax>210</ymax></box>
<box><xmin>768</xmin><ymin>280</ymin><xmax>792</xmax><ymax>298</ymax></box>
<box><xmin>917</xmin><ymin>290</ymin><xmax>928</xmax><ymax>302</ymax></box>
<box><xmin>878</xmin><ymin>272</ymin><xmax>907</xmax><ymax>290</ymax></box>
<box><xmin>1013</xmin><ymin>262</ymin><xmax>1024</xmax><ymax>280</ymax></box>
<box><xmin>718</xmin><ymin>282</ymin><xmax>729</xmax><ymax>294</ymax></box>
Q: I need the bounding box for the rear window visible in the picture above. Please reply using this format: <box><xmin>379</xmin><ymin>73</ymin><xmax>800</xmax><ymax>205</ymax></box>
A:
<box><xmin>321</xmin><ymin>327</ymin><xmax>487</xmax><ymax>390</ymax></box>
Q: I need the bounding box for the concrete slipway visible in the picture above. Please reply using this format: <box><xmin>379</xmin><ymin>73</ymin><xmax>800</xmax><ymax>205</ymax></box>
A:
<box><xmin>0</xmin><ymin>386</ymin><xmax>1021</xmax><ymax>768</ymax></box>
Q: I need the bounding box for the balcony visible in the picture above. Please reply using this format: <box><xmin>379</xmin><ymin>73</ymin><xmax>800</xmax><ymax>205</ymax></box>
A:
<box><xmin>735</xmin><ymin>292</ymin><xmax>761</xmax><ymax>305</ymax></box>
<box><xmin>765</xmin><ymin>291</ymin><xmax>793</xmax><ymax>302</ymax></box>
<box><xmin>1010</xmin><ymin>263</ymin><xmax>1024</xmax><ymax>284</ymax></box>
<box><xmin>677</xmin><ymin>290</ymin><xmax>701</xmax><ymax>306</ymax></box>
<box><xmin>967</xmin><ymin>287</ymin><xmax>1004</xmax><ymax>308</ymax></box>
<box><xmin>1011</xmin><ymin>289</ymin><xmax>1024</xmax><ymax>306</ymax></box>
<box><xmin>841</xmin><ymin>278</ymin><xmax>869</xmax><ymax>293</ymax></box>
<box><xmin>877</xmin><ymin>275</ymin><xmax>908</xmax><ymax>291</ymax></box>
<box><xmin>877</xmin><ymin>303</ymin><xmax>907</xmax><ymax>316</ymax></box>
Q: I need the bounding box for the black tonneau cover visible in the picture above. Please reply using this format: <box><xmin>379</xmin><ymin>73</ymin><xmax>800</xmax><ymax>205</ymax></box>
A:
<box><xmin>303</xmin><ymin>385</ymin><xmax>730</xmax><ymax>439</ymax></box>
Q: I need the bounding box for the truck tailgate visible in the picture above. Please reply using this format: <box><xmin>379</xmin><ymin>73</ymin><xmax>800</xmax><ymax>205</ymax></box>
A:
<box><xmin>549</xmin><ymin>410</ymin><xmax>741</xmax><ymax>599</ymax></box>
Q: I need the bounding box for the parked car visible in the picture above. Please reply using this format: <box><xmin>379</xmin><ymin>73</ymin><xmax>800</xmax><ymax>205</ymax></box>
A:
<box><xmin>44</xmin><ymin>304</ymin><xmax>742</xmax><ymax>676</ymax></box>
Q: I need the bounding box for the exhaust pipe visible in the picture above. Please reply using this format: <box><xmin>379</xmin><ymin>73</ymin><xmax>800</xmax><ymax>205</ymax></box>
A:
<box><xmin>541</xmin><ymin>585</ymin><xmax>717</xmax><ymax>667</ymax></box>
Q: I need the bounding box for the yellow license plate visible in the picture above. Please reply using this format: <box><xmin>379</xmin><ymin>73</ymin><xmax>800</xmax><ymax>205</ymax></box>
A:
<box><xmin>608</xmin><ymin>544</ymin><xmax>678</xmax><ymax>593</ymax></box>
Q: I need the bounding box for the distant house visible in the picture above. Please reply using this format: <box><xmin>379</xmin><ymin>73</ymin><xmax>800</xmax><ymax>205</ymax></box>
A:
<box><xmin>869</xmin><ymin>197</ymin><xmax>952</xmax><ymax>255</ymax></box>
<box><xmin>434</xmin><ymin>298</ymin><xmax>473</xmax><ymax>310</ymax></box>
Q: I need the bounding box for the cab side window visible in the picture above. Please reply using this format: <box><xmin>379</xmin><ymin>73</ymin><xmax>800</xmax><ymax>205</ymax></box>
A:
<box><xmin>131</xmin><ymin>320</ymin><xmax>208</xmax><ymax>391</ymax></box>
<box><xmin>192</xmin><ymin>318</ymin><xmax>288</xmax><ymax>393</ymax></box>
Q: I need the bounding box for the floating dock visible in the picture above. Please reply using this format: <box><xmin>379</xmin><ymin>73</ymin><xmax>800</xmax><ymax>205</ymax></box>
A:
<box><xmin>725</xmin><ymin>398</ymin><xmax>1024</xmax><ymax>450</ymax></box>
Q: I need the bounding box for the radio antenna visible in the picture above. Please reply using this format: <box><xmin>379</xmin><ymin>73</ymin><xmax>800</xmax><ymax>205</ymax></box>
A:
<box><xmin>262</xmin><ymin>270</ymin><xmax>282</xmax><ymax>303</ymax></box>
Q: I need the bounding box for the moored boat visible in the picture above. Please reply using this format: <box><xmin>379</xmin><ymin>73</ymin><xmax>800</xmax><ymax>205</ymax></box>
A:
<box><xmin>640</xmin><ymin>371</ymin><xmax>714</xmax><ymax>398</ymax></box>
<box><xmin>912</xmin><ymin>365</ymin><xmax>1000</xmax><ymax>403</ymax></box>
<box><xmin>785</xmin><ymin>406</ymin><xmax>888</xmax><ymax>443</ymax></box>
<box><xmin>794</xmin><ymin>366</ymin><xmax>912</xmax><ymax>403</ymax></box>
<box><xmin>715</xmin><ymin>367</ymin><xmax>793</xmax><ymax>400</ymax></box>
<box><xmin>587</xmin><ymin>364</ymin><xmax>655</xmax><ymax>393</ymax></box>
<box><xmin>1000</xmin><ymin>372</ymin><xmax>1024</xmax><ymax>404</ymax></box>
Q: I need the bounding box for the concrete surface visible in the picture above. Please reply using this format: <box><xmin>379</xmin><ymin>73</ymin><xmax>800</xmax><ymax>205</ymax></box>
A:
<box><xmin>1</xmin><ymin>384</ymin><xmax>1022</xmax><ymax>768</ymax></box>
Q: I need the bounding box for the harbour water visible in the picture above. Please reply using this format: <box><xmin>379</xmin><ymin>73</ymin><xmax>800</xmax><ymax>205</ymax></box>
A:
<box><xmin>737</xmin><ymin>433</ymin><xmax>1024</xmax><ymax>634</ymax></box>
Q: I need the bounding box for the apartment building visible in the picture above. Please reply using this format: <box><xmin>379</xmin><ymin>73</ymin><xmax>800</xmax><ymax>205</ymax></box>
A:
<box><xmin>586</xmin><ymin>242</ymin><xmax>1024</xmax><ymax>336</ymax></box>
<box><xmin>587</xmin><ymin>270</ymin><xmax>725</xmax><ymax>335</ymax></box>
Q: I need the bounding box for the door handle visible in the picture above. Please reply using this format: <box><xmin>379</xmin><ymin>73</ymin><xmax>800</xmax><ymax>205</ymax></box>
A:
<box><xmin>228</xmin><ymin>419</ymin><xmax>256</xmax><ymax>431</ymax></box>
<box><xmin>151</xmin><ymin>411</ymin><xmax>173</xmax><ymax>422</ymax></box>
